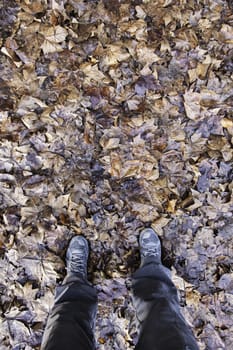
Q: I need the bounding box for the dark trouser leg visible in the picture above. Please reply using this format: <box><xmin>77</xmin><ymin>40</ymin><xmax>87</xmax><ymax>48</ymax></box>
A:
<box><xmin>132</xmin><ymin>258</ymin><xmax>199</xmax><ymax>350</ymax></box>
<box><xmin>41</xmin><ymin>274</ymin><xmax>97</xmax><ymax>350</ymax></box>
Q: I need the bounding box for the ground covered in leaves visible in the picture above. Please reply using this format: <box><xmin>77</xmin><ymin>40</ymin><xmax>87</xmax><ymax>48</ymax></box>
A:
<box><xmin>0</xmin><ymin>0</ymin><xmax>233</xmax><ymax>349</ymax></box>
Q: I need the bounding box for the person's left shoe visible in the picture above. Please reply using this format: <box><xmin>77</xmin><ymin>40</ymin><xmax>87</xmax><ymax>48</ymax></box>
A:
<box><xmin>66</xmin><ymin>235</ymin><xmax>89</xmax><ymax>280</ymax></box>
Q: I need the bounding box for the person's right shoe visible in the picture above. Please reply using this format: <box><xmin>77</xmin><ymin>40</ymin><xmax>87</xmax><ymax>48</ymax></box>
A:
<box><xmin>139</xmin><ymin>228</ymin><xmax>162</xmax><ymax>266</ymax></box>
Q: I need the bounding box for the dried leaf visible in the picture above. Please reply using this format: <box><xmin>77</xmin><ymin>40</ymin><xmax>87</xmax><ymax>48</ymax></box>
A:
<box><xmin>1</xmin><ymin>1</ymin><xmax>233</xmax><ymax>348</ymax></box>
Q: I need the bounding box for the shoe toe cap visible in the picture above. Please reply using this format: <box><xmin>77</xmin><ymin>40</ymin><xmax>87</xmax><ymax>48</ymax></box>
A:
<box><xmin>140</xmin><ymin>228</ymin><xmax>159</xmax><ymax>244</ymax></box>
<box><xmin>66</xmin><ymin>236</ymin><xmax>89</xmax><ymax>258</ymax></box>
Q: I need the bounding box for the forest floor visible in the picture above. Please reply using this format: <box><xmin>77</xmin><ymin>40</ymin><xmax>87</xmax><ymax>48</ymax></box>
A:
<box><xmin>0</xmin><ymin>0</ymin><xmax>233</xmax><ymax>349</ymax></box>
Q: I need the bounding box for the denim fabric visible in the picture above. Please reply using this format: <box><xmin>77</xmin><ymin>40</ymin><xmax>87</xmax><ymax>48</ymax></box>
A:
<box><xmin>41</xmin><ymin>277</ymin><xmax>97</xmax><ymax>350</ymax></box>
<box><xmin>132</xmin><ymin>260</ymin><xmax>200</xmax><ymax>350</ymax></box>
<box><xmin>41</xmin><ymin>262</ymin><xmax>199</xmax><ymax>350</ymax></box>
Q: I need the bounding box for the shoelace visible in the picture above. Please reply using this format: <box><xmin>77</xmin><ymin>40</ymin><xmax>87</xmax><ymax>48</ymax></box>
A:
<box><xmin>69</xmin><ymin>252</ymin><xmax>86</xmax><ymax>274</ymax></box>
<box><xmin>143</xmin><ymin>245</ymin><xmax>159</xmax><ymax>257</ymax></box>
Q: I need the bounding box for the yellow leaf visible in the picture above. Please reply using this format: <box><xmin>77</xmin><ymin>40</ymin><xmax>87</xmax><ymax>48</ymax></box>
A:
<box><xmin>219</xmin><ymin>24</ymin><xmax>233</xmax><ymax>44</ymax></box>
<box><xmin>120</xmin><ymin>160</ymin><xmax>141</xmax><ymax>178</ymax></box>
<box><xmin>109</xmin><ymin>153</ymin><xmax>122</xmax><ymax>177</ymax></box>
<box><xmin>98</xmin><ymin>337</ymin><xmax>106</xmax><ymax>344</ymax></box>
<box><xmin>135</xmin><ymin>5</ymin><xmax>146</xmax><ymax>19</ymax></box>
<box><xmin>196</xmin><ymin>63</ymin><xmax>210</xmax><ymax>80</ymax></box>
<box><xmin>221</xmin><ymin>118</ymin><xmax>233</xmax><ymax>129</ymax></box>
<box><xmin>188</xmin><ymin>68</ymin><xmax>198</xmax><ymax>83</ymax></box>
<box><xmin>101</xmin><ymin>44</ymin><xmax>130</xmax><ymax>67</ymax></box>
<box><xmin>81</xmin><ymin>63</ymin><xmax>108</xmax><ymax>84</ymax></box>
<box><xmin>101</xmin><ymin>138</ymin><xmax>120</xmax><ymax>150</ymax></box>
<box><xmin>43</xmin><ymin>25</ymin><xmax>68</xmax><ymax>43</ymax></box>
<box><xmin>184</xmin><ymin>91</ymin><xmax>201</xmax><ymax>120</ymax></box>
<box><xmin>40</xmin><ymin>25</ymin><xmax>68</xmax><ymax>54</ymax></box>
<box><xmin>131</xmin><ymin>202</ymin><xmax>160</xmax><ymax>221</ymax></box>
<box><xmin>167</xmin><ymin>199</ymin><xmax>177</xmax><ymax>213</ymax></box>
<box><xmin>136</xmin><ymin>43</ymin><xmax>160</xmax><ymax>66</ymax></box>
<box><xmin>41</xmin><ymin>40</ymin><xmax>63</xmax><ymax>54</ymax></box>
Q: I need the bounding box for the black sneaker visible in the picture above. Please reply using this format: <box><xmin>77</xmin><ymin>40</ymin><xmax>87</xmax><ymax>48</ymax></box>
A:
<box><xmin>139</xmin><ymin>228</ymin><xmax>161</xmax><ymax>265</ymax></box>
<box><xmin>66</xmin><ymin>236</ymin><xmax>89</xmax><ymax>279</ymax></box>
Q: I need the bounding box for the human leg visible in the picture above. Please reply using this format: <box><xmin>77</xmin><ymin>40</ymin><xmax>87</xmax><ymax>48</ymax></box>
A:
<box><xmin>132</xmin><ymin>229</ymin><xmax>199</xmax><ymax>350</ymax></box>
<box><xmin>41</xmin><ymin>236</ymin><xmax>97</xmax><ymax>350</ymax></box>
